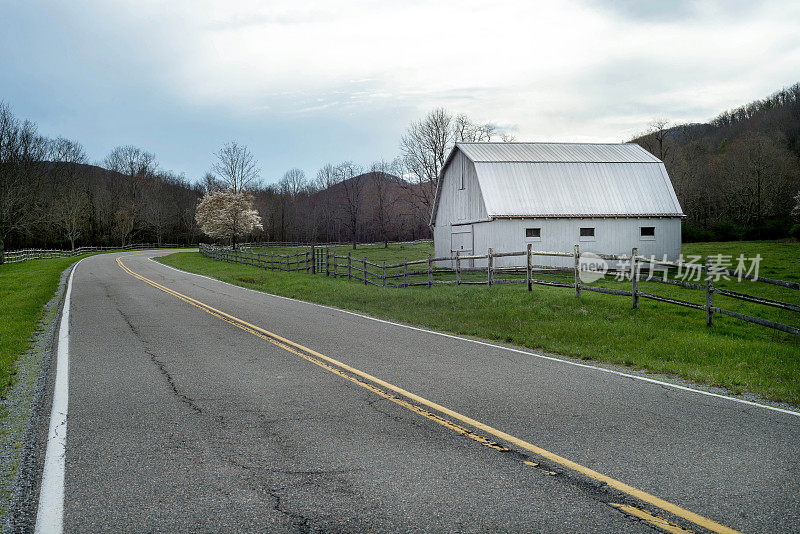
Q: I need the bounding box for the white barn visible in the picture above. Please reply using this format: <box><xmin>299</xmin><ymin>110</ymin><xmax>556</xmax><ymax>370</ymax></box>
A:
<box><xmin>430</xmin><ymin>142</ymin><xmax>684</xmax><ymax>268</ymax></box>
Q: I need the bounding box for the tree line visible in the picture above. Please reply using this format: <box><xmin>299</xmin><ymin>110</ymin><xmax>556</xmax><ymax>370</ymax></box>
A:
<box><xmin>0</xmin><ymin>103</ymin><xmax>203</xmax><ymax>257</ymax></box>
<box><xmin>0</xmin><ymin>103</ymin><xmax>508</xmax><ymax>256</ymax></box>
<box><xmin>632</xmin><ymin>82</ymin><xmax>800</xmax><ymax>241</ymax></box>
<box><xmin>4</xmin><ymin>81</ymin><xmax>797</xmax><ymax>257</ymax></box>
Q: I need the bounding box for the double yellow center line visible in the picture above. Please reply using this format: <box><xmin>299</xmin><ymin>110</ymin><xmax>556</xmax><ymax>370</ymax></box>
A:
<box><xmin>117</xmin><ymin>254</ymin><xmax>741</xmax><ymax>534</ymax></box>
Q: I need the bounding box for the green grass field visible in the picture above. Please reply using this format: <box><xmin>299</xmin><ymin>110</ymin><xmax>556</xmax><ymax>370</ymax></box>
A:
<box><xmin>249</xmin><ymin>242</ymin><xmax>434</xmax><ymax>265</ymax></box>
<box><xmin>159</xmin><ymin>240</ymin><xmax>800</xmax><ymax>406</ymax></box>
<box><xmin>0</xmin><ymin>256</ymin><xmax>93</xmax><ymax>397</ymax></box>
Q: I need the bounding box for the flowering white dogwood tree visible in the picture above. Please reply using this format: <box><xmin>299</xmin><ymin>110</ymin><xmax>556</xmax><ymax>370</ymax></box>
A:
<box><xmin>195</xmin><ymin>190</ymin><xmax>262</xmax><ymax>248</ymax></box>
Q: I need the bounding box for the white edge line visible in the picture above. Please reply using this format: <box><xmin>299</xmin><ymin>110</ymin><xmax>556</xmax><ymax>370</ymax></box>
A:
<box><xmin>35</xmin><ymin>259</ymin><xmax>84</xmax><ymax>533</ymax></box>
<box><xmin>146</xmin><ymin>255</ymin><xmax>800</xmax><ymax>418</ymax></box>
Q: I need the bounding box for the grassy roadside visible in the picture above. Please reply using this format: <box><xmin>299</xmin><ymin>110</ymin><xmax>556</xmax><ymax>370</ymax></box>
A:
<box><xmin>0</xmin><ymin>256</ymin><xmax>92</xmax><ymax>398</ymax></box>
<box><xmin>157</xmin><ymin>242</ymin><xmax>800</xmax><ymax>406</ymax></box>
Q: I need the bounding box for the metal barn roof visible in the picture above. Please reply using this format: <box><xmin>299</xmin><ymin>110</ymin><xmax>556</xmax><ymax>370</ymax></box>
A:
<box><xmin>432</xmin><ymin>142</ymin><xmax>684</xmax><ymax>222</ymax></box>
<box><xmin>456</xmin><ymin>142</ymin><xmax>662</xmax><ymax>164</ymax></box>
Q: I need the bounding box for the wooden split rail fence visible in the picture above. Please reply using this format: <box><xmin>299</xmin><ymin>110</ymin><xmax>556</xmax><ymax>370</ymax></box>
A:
<box><xmin>202</xmin><ymin>244</ymin><xmax>315</xmax><ymax>273</ymax></box>
<box><xmin>199</xmin><ymin>243</ymin><xmax>800</xmax><ymax>336</ymax></box>
<box><xmin>2</xmin><ymin>243</ymin><xmax>188</xmax><ymax>264</ymax></box>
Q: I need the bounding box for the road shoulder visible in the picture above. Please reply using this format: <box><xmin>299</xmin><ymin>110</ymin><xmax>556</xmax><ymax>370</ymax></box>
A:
<box><xmin>1</xmin><ymin>263</ymin><xmax>72</xmax><ymax>532</ymax></box>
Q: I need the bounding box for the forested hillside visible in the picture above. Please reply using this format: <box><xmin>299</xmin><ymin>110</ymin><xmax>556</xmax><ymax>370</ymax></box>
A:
<box><xmin>632</xmin><ymin>83</ymin><xmax>800</xmax><ymax>241</ymax></box>
<box><xmin>0</xmin><ymin>105</ymin><xmax>495</xmax><ymax>252</ymax></box>
<box><xmin>0</xmin><ymin>104</ymin><xmax>205</xmax><ymax>252</ymax></box>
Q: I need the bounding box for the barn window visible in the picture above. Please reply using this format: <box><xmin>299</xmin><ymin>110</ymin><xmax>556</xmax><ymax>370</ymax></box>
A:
<box><xmin>579</xmin><ymin>227</ymin><xmax>595</xmax><ymax>241</ymax></box>
<box><xmin>640</xmin><ymin>226</ymin><xmax>656</xmax><ymax>240</ymax></box>
<box><xmin>525</xmin><ymin>228</ymin><xmax>541</xmax><ymax>239</ymax></box>
<box><xmin>459</xmin><ymin>166</ymin><xmax>465</xmax><ymax>190</ymax></box>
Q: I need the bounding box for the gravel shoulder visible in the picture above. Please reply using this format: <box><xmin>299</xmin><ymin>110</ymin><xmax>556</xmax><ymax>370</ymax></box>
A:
<box><xmin>1</xmin><ymin>264</ymin><xmax>71</xmax><ymax>533</ymax></box>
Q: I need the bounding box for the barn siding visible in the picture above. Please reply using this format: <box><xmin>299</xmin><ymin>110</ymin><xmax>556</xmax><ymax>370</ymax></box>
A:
<box><xmin>470</xmin><ymin>217</ymin><xmax>682</xmax><ymax>268</ymax></box>
<box><xmin>433</xmin><ymin>151</ymin><xmax>489</xmax><ymax>260</ymax></box>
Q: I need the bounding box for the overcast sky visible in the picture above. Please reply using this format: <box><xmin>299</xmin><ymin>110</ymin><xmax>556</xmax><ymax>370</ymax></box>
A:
<box><xmin>1</xmin><ymin>0</ymin><xmax>798</xmax><ymax>184</ymax></box>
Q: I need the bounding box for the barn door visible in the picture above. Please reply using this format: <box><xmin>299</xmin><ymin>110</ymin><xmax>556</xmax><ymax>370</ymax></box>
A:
<box><xmin>450</xmin><ymin>225</ymin><xmax>473</xmax><ymax>268</ymax></box>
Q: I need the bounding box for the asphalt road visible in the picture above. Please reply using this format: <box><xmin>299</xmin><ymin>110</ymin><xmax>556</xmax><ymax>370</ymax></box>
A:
<box><xmin>43</xmin><ymin>250</ymin><xmax>799</xmax><ymax>532</ymax></box>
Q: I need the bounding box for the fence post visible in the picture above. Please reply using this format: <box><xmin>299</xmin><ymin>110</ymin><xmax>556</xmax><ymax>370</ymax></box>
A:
<box><xmin>404</xmin><ymin>258</ymin><xmax>408</xmax><ymax>287</ymax></box>
<box><xmin>307</xmin><ymin>247</ymin><xmax>312</xmax><ymax>273</ymax></box>
<box><xmin>364</xmin><ymin>257</ymin><xmax>368</xmax><ymax>285</ymax></box>
<box><xmin>631</xmin><ymin>247</ymin><xmax>639</xmax><ymax>309</ymax></box>
<box><xmin>573</xmin><ymin>244</ymin><xmax>581</xmax><ymax>298</ymax></box>
<box><xmin>348</xmin><ymin>252</ymin><xmax>352</xmax><ymax>281</ymax></box>
<box><xmin>427</xmin><ymin>254</ymin><xmax>433</xmax><ymax>288</ymax></box>
<box><xmin>526</xmin><ymin>243</ymin><xmax>532</xmax><ymax>291</ymax></box>
<box><xmin>311</xmin><ymin>247</ymin><xmax>316</xmax><ymax>274</ymax></box>
<box><xmin>382</xmin><ymin>261</ymin><xmax>387</xmax><ymax>287</ymax></box>
<box><xmin>333</xmin><ymin>253</ymin><xmax>338</xmax><ymax>277</ymax></box>
<box><xmin>487</xmin><ymin>248</ymin><xmax>493</xmax><ymax>286</ymax></box>
<box><xmin>456</xmin><ymin>251</ymin><xmax>461</xmax><ymax>286</ymax></box>
<box><xmin>705</xmin><ymin>256</ymin><xmax>714</xmax><ymax>326</ymax></box>
<box><xmin>325</xmin><ymin>247</ymin><xmax>329</xmax><ymax>276</ymax></box>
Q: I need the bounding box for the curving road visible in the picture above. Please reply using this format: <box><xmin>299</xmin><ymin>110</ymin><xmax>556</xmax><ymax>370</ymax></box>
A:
<box><xmin>36</xmin><ymin>250</ymin><xmax>800</xmax><ymax>532</ymax></box>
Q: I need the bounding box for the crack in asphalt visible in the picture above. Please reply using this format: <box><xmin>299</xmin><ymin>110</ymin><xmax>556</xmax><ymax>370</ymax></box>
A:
<box><xmin>267</xmin><ymin>486</ymin><xmax>311</xmax><ymax>534</ymax></box>
<box><xmin>144</xmin><ymin>349</ymin><xmax>203</xmax><ymax>414</ymax></box>
<box><xmin>113</xmin><ymin>297</ymin><xmax>203</xmax><ymax>415</ymax></box>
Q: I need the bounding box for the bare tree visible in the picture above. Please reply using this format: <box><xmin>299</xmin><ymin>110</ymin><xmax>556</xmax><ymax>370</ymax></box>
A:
<box><xmin>336</xmin><ymin>162</ymin><xmax>364</xmax><ymax>249</ymax></box>
<box><xmin>201</xmin><ymin>172</ymin><xmax>223</xmax><ymax>193</ymax></box>
<box><xmin>53</xmin><ymin>187</ymin><xmax>89</xmax><ymax>250</ymax></box>
<box><xmin>454</xmin><ymin>114</ymin><xmax>498</xmax><ymax>142</ymax></box>
<box><xmin>399</xmin><ymin>108</ymin><xmax>511</xmax><ymax>228</ymax></box>
<box><xmin>144</xmin><ymin>172</ymin><xmax>182</xmax><ymax>246</ymax></box>
<box><xmin>313</xmin><ymin>163</ymin><xmax>341</xmax><ymax>243</ymax></box>
<box><xmin>0</xmin><ymin>102</ymin><xmax>48</xmax><ymax>261</ymax></box>
<box><xmin>113</xmin><ymin>206</ymin><xmax>136</xmax><ymax>247</ymax></box>
<box><xmin>274</xmin><ymin>168</ymin><xmax>310</xmax><ymax>242</ymax></box>
<box><xmin>644</xmin><ymin>118</ymin><xmax>672</xmax><ymax>163</ymax></box>
<box><xmin>104</xmin><ymin>145</ymin><xmax>158</xmax><ymax>245</ymax></box>
<box><xmin>399</xmin><ymin>108</ymin><xmax>453</xmax><ymax>215</ymax></box>
<box><xmin>211</xmin><ymin>141</ymin><xmax>260</xmax><ymax>193</ymax></box>
<box><xmin>50</xmin><ymin>138</ymin><xmax>89</xmax><ymax>250</ymax></box>
<box><xmin>105</xmin><ymin>145</ymin><xmax>158</xmax><ymax>178</ymax></box>
<box><xmin>279</xmin><ymin>168</ymin><xmax>307</xmax><ymax>198</ymax></box>
<box><xmin>369</xmin><ymin>159</ymin><xmax>401</xmax><ymax>247</ymax></box>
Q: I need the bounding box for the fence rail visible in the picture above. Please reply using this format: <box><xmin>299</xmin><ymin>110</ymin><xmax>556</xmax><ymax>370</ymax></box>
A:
<box><xmin>237</xmin><ymin>238</ymin><xmax>433</xmax><ymax>251</ymax></box>
<box><xmin>2</xmin><ymin>243</ymin><xmax>190</xmax><ymax>264</ymax></box>
<box><xmin>198</xmin><ymin>243</ymin><xmax>800</xmax><ymax>336</ymax></box>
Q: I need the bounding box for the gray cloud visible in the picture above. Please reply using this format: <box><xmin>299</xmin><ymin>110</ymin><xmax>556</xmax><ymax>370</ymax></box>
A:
<box><xmin>581</xmin><ymin>0</ymin><xmax>762</xmax><ymax>22</ymax></box>
<box><xmin>1</xmin><ymin>0</ymin><xmax>797</xmax><ymax>182</ymax></box>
